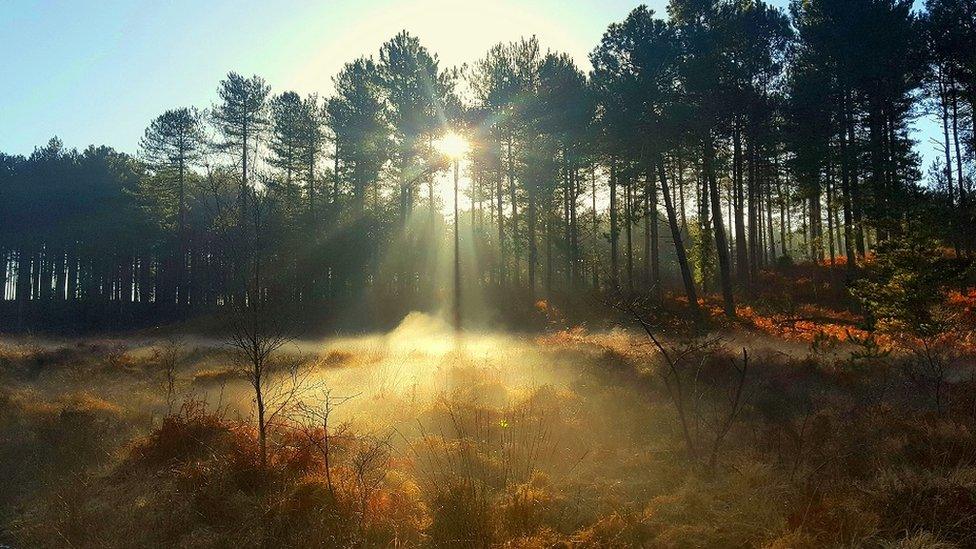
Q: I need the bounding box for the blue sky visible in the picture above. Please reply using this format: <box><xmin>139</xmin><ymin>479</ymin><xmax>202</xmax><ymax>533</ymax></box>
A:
<box><xmin>0</xmin><ymin>0</ymin><xmax>939</xmax><ymax>166</ymax></box>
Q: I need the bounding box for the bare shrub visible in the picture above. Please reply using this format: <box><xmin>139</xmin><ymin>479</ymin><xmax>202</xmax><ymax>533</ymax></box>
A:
<box><xmin>151</xmin><ymin>337</ymin><xmax>188</xmax><ymax>414</ymax></box>
<box><xmin>349</xmin><ymin>433</ymin><xmax>394</xmax><ymax>533</ymax></box>
<box><xmin>227</xmin><ymin>302</ymin><xmax>315</xmax><ymax>468</ymax></box>
<box><xmin>607</xmin><ymin>292</ymin><xmax>752</xmax><ymax>471</ymax></box>
<box><xmin>294</xmin><ymin>387</ymin><xmax>357</xmax><ymax>499</ymax></box>
<box><xmin>899</xmin><ymin>338</ymin><xmax>967</xmax><ymax>416</ymax></box>
<box><xmin>104</xmin><ymin>342</ymin><xmax>132</xmax><ymax>370</ymax></box>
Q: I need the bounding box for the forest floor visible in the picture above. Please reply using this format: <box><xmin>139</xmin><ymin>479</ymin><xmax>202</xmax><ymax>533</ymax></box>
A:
<box><xmin>3</xmin><ymin>265</ymin><xmax>976</xmax><ymax>547</ymax></box>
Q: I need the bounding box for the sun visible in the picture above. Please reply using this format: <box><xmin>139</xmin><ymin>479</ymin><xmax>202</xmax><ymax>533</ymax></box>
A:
<box><xmin>433</xmin><ymin>131</ymin><xmax>469</xmax><ymax>160</ymax></box>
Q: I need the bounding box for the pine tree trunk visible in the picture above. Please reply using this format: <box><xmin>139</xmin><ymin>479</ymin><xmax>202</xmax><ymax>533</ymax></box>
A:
<box><xmin>528</xmin><ymin>190</ymin><xmax>537</xmax><ymax>295</ymax></box>
<box><xmin>747</xmin><ymin>139</ymin><xmax>759</xmax><ymax>284</ymax></box>
<box><xmin>647</xmin><ymin>167</ymin><xmax>660</xmax><ymax>297</ymax></box>
<box><xmin>763</xmin><ymin>164</ymin><xmax>776</xmax><ymax>265</ymax></box>
<box><xmin>497</xmin><ymin>170</ymin><xmax>506</xmax><ymax>287</ymax></box>
<box><xmin>847</xmin><ymin>107</ymin><xmax>866</xmax><ymax>257</ymax></box>
<box><xmin>658</xmin><ymin>160</ymin><xmax>699</xmax><ymax>323</ymax></box>
<box><xmin>0</xmin><ymin>249</ymin><xmax>7</xmax><ymax>301</ymax></box>
<box><xmin>826</xmin><ymin>169</ymin><xmax>836</xmax><ymax>266</ymax></box>
<box><xmin>840</xmin><ymin>96</ymin><xmax>857</xmax><ymax>270</ymax></box>
<box><xmin>570</xmin><ymin>167</ymin><xmax>580</xmax><ymax>287</ymax></box>
<box><xmin>16</xmin><ymin>251</ymin><xmax>31</xmax><ymax>302</ymax></box>
<box><xmin>508</xmin><ymin>137</ymin><xmax>519</xmax><ymax>287</ymax></box>
<box><xmin>733</xmin><ymin>123</ymin><xmax>748</xmax><ymax>285</ymax></box>
<box><xmin>563</xmin><ymin>158</ymin><xmax>572</xmax><ymax>286</ymax></box>
<box><xmin>54</xmin><ymin>249</ymin><xmax>66</xmax><ymax>301</ymax></box>
<box><xmin>704</xmin><ymin>137</ymin><xmax>735</xmax><ymax>318</ymax></box>
<box><xmin>591</xmin><ymin>166</ymin><xmax>599</xmax><ymax>289</ymax></box>
<box><xmin>546</xmin><ymin>202</ymin><xmax>553</xmax><ymax>297</ymax></box>
<box><xmin>625</xmin><ymin>173</ymin><xmax>633</xmax><ymax>293</ymax></box>
<box><xmin>610</xmin><ymin>158</ymin><xmax>619</xmax><ymax>288</ymax></box>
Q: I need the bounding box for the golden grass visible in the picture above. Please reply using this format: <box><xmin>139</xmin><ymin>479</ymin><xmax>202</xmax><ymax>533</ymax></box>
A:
<box><xmin>4</xmin><ymin>306</ymin><xmax>976</xmax><ymax>547</ymax></box>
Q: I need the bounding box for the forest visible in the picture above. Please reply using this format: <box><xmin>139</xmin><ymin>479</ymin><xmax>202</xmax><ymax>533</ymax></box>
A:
<box><xmin>0</xmin><ymin>0</ymin><xmax>969</xmax><ymax>332</ymax></box>
<box><xmin>3</xmin><ymin>0</ymin><xmax>976</xmax><ymax>546</ymax></box>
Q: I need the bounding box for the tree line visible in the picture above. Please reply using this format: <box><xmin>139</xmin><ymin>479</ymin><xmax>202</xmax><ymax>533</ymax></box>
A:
<box><xmin>1</xmin><ymin>0</ymin><xmax>973</xmax><ymax>330</ymax></box>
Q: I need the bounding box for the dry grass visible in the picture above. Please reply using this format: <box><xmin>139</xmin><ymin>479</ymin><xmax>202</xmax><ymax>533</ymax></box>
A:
<box><xmin>2</xmin><ymin>302</ymin><xmax>976</xmax><ymax>547</ymax></box>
